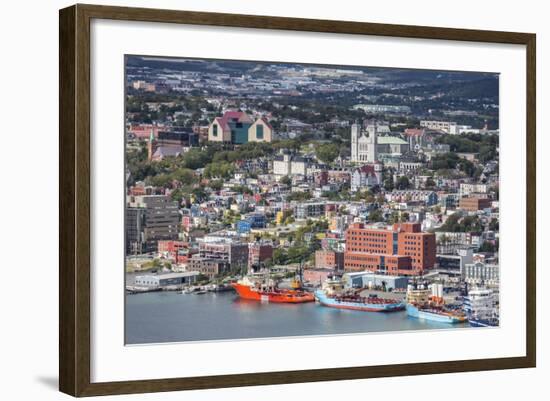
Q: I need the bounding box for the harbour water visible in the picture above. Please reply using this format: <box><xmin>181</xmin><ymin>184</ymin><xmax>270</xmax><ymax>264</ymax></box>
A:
<box><xmin>125</xmin><ymin>291</ymin><xmax>469</xmax><ymax>344</ymax></box>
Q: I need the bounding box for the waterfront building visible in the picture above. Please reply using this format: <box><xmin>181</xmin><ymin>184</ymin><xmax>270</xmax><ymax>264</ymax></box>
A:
<box><xmin>134</xmin><ymin>271</ymin><xmax>199</xmax><ymax>288</ymax></box>
<box><xmin>187</xmin><ymin>258</ymin><xmax>230</xmax><ymax>279</ymax></box>
<box><xmin>303</xmin><ymin>268</ymin><xmax>335</xmax><ymax>285</ymax></box>
<box><xmin>344</xmin><ymin>222</ymin><xmax>436</xmax><ymax>276</ymax></box>
<box><xmin>464</xmin><ymin>261</ymin><xmax>499</xmax><ymax>287</ymax></box>
<box><xmin>198</xmin><ymin>241</ymin><xmax>249</xmax><ymax>269</ymax></box>
<box><xmin>248</xmin><ymin>242</ymin><xmax>274</xmax><ymax>271</ymax></box>
<box><xmin>157</xmin><ymin>240</ymin><xmax>188</xmax><ymax>263</ymax></box>
<box><xmin>125</xmin><ymin>195</ymin><xmax>180</xmax><ymax>254</ymax></box>
<box><xmin>315</xmin><ymin>250</ymin><xmax>344</xmax><ymax>270</ymax></box>
<box><xmin>436</xmin><ymin>248</ymin><xmax>474</xmax><ymax>277</ymax></box>
<box><xmin>343</xmin><ymin>272</ymin><xmax>409</xmax><ymax>290</ymax></box>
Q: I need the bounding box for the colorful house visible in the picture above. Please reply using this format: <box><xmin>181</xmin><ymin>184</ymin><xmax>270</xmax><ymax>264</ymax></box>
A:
<box><xmin>208</xmin><ymin>111</ymin><xmax>273</xmax><ymax>144</ymax></box>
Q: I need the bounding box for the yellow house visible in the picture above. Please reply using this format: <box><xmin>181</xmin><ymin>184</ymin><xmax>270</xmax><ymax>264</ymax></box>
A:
<box><xmin>275</xmin><ymin>211</ymin><xmax>284</xmax><ymax>225</ymax></box>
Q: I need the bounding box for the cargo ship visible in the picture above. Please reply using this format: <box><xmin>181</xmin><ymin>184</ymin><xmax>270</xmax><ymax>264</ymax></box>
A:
<box><xmin>314</xmin><ymin>277</ymin><xmax>405</xmax><ymax>312</ymax></box>
<box><xmin>464</xmin><ymin>287</ymin><xmax>499</xmax><ymax>327</ymax></box>
<box><xmin>406</xmin><ymin>283</ymin><xmax>466</xmax><ymax>324</ymax></box>
<box><xmin>315</xmin><ymin>290</ymin><xmax>405</xmax><ymax>312</ymax></box>
<box><xmin>231</xmin><ymin>276</ymin><xmax>314</xmax><ymax>303</ymax></box>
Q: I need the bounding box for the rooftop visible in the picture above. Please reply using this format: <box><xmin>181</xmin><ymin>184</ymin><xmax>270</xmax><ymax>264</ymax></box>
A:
<box><xmin>377</xmin><ymin>136</ymin><xmax>408</xmax><ymax>145</ymax></box>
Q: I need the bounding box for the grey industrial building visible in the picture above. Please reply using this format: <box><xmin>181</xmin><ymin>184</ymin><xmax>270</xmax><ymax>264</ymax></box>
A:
<box><xmin>343</xmin><ymin>272</ymin><xmax>409</xmax><ymax>291</ymax></box>
<box><xmin>134</xmin><ymin>271</ymin><xmax>199</xmax><ymax>288</ymax></box>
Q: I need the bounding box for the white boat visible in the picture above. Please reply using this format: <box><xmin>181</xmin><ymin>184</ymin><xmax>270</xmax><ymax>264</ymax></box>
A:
<box><xmin>464</xmin><ymin>287</ymin><xmax>499</xmax><ymax>327</ymax></box>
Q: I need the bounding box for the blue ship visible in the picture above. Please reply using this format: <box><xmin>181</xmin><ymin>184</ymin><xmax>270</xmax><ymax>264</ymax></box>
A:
<box><xmin>468</xmin><ymin>317</ymin><xmax>499</xmax><ymax>327</ymax></box>
<box><xmin>315</xmin><ymin>290</ymin><xmax>405</xmax><ymax>312</ymax></box>
<box><xmin>406</xmin><ymin>304</ymin><xmax>467</xmax><ymax>324</ymax></box>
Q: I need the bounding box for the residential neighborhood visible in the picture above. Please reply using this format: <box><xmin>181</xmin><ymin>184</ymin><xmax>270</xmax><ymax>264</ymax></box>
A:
<box><xmin>124</xmin><ymin>56</ymin><xmax>500</xmax><ymax>343</ymax></box>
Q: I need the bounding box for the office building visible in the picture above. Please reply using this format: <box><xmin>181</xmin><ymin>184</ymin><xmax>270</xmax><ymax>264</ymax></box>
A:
<box><xmin>125</xmin><ymin>195</ymin><xmax>180</xmax><ymax>254</ymax></box>
<box><xmin>344</xmin><ymin>222</ymin><xmax>436</xmax><ymax>276</ymax></box>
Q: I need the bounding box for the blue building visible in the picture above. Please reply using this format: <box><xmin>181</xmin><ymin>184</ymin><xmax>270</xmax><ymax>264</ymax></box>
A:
<box><xmin>236</xmin><ymin>220</ymin><xmax>252</xmax><ymax>234</ymax></box>
<box><xmin>426</xmin><ymin>191</ymin><xmax>439</xmax><ymax>206</ymax></box>
<box><xmin>244</xmin><ymin>213</ymin><xmax>266</xmax><ymax>228</ymax></box>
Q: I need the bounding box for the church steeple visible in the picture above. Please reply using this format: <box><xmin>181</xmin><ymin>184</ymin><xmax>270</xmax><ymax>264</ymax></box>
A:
<box><xmin>147</xmin><ymin>128</ymin><xmax>156</xmax><ymax>161</ymax></box>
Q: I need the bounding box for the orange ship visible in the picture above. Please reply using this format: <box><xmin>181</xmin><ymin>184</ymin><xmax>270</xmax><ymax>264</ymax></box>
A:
<box><xmin>231</xmin><ymin>277</ymin><xmax>314</xmax><ymax>303</ymax></box>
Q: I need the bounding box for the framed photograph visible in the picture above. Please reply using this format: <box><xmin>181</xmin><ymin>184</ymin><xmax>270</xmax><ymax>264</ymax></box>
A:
<box><xmin>59</xmin><ymin>4</ymin><xmax>536</xmax><ymax>397</ymax></box>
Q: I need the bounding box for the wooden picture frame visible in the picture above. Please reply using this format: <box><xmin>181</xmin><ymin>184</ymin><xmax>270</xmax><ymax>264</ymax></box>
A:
<box><xmin>59</xmin><ymin>3</ymin><xmax>536</xmax><ymax>397</ymax></box>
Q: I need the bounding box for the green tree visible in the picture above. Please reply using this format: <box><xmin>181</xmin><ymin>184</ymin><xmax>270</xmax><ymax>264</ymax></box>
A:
<box><xmin>315</xmin><ymin>143</ymin><xmax>339</xmax><ymax>164</ymax></box>
<box><xmin>172</xmin><ymin>168</ymin><xmax>197</xmax><ymax>185</ymax></box>
<box><xmin>368</xmin><ymin>209</ymin><xmax>384</xmax><ymax>222</ymax></box>
<box><xmin>280</xmin><ymin>175</ymin><xmax>292</xmax><ymax>186</ymax></box>
<box><xmin>425</xmin><ymin>177</ymin><xmax>436</xmax><ymax>189</ymax></box>
<box><xmin>209</xmin><ymin>180</ymin><xmax>223</xmax><ymax>191</ymax></box>
<box><xmin>479</xmin><ymin>241</ymin><xmax>496</xmax><ymax>253</ymax></box>
<box><xmin>396</xmin><ymin>176</ymin><xmax>411</xmax><ymax>190</ymax></box>
<box><xmin>383</xmin><ymin>178</ymin><xmax>394</xmax><ymax>191</ymax></box>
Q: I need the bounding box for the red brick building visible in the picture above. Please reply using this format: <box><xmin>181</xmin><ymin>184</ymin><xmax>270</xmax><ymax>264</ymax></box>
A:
<box><xmin>315</xmin><ymin>250</ymin><xmax>344</xmax><ymax>270</ymax></box>
<box><xmin>157</xmin><ymin>240</ymin><xmax>189</xmax><ymax>264</ymax></box>
<box><xmin>344</xmin><ymin>222</ymin><xmax>436</xmax><ymax>276</ymax></box>
<box><xmin>459</xmin><ymin>197</ymin><xmax>492</xmax><ymax>211</ymax></box>
<box><xmin>248</xmin><ymin>242</ymin><xmax>273</xmax><ymax>270</ymax></box>
<box><xmin>303</xmin><ymin>268</ymin><xmax>335</xmax><ymax>285</ymax></box>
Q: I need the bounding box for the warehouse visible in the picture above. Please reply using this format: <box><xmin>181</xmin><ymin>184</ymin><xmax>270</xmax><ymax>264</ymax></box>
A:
<box><xmin>343</xmin><ymin>272</ymin><xmax>409</xmax><ymax>291</ymax></box>
<box><xmin>134</xmin><ymin>271</ymin><xmax>199</xmax><ymax>288</ymax></box>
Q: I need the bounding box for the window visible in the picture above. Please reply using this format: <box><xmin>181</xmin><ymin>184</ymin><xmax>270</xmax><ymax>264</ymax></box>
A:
<box><xmin>213</xmin><ymin>124</ymin><xmax>218</xmax><ymax>137</ymax></box>
<box><xmin>256</xmin><ymin>124</ymin><xmax>264</xmax><ymax>139</ymax></box>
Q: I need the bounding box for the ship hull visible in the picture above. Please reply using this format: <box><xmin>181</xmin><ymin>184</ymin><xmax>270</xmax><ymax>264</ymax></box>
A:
<box><xmin>231</xmin><ymin>283</ymin><xmax>314</xmax><ymax>303</ymax></box>
<box><xmin>468</xmin><ymin>318</ymin><xmax>499</xmax><ymax>327</ymax></box>
<box><xmin>406</xmin><ymin>304</ymin><xmax>466</xmax><ymax>324</ymax></box>
<box><xmin>315</xmin><ymin>290</ymin><xmax>405</xmax><ymax>312</ymax></box>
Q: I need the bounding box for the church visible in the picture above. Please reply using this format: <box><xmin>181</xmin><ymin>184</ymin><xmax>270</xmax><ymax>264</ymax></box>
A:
<box><xmin>351</xmin><ymin>122</ymin><xmax>409</xmax><ymax>163</ymax></box>
<box><xmin>350</xmin><ymin>122</ymin><xmax>378</xmax><ymax>163</ymax></box>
